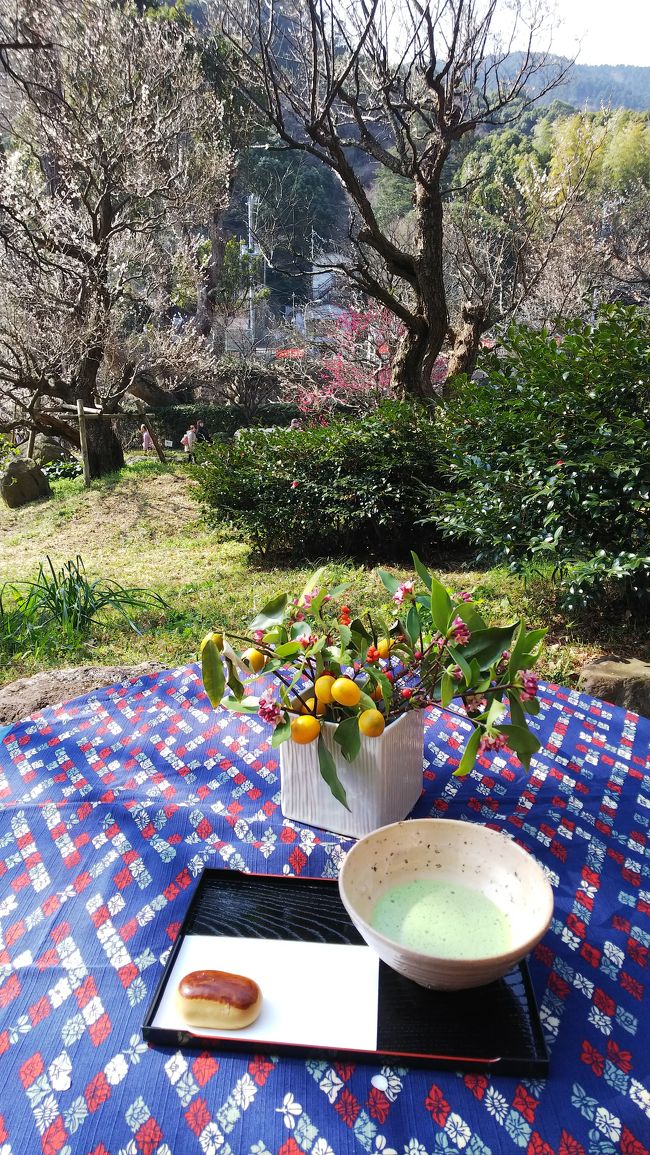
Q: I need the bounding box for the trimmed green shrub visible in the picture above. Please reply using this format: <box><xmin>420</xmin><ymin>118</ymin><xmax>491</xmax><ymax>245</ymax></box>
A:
<box><xmin>425</xmin><ymin>305</ymin><xmax>650</xmax><ymax>610</ymax></box>
<box><xmin>193</xmin><ymin>401</ymin><xmax>443</xmax><ymax>559</ymax></box>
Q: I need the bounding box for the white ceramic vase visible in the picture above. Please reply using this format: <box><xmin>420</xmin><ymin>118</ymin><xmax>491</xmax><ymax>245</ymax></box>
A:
<box><xmin>279</xmin><ymin>709</ymin><xmax>425</xmax><ymax>839</ymax></box>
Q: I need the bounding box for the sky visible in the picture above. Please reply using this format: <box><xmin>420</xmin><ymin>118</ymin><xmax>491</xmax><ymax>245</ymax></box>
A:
<box><xmin>547</xmin><ymin>0</ymin><xmax>650</xmax><ymax>67</ymax></box>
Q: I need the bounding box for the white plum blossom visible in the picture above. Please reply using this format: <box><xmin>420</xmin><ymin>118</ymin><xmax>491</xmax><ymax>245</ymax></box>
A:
<box><xmin>0</xmin><ymin>0</ymin><xmax>231</xmax><ymax>470</ymax></box>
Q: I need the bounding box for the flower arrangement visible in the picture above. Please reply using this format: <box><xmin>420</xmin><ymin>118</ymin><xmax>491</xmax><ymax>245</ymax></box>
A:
<box><xmin>200</xmin><ymin>553</ymin><xmax>545</xmax><ymax>811</ymax></box>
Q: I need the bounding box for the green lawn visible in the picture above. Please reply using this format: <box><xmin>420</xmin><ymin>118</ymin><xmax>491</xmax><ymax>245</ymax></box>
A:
<box><xmin>0</xmin><ymin>460</ymin><xmax>633</xmax><ymax>689</ymax></box>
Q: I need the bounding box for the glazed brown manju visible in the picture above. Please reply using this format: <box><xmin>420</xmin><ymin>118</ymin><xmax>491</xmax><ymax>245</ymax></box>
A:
<box><xmin>177</xmin><ymin>969</ymin><xmax>263</xmax><ymax>1029</ymax></box>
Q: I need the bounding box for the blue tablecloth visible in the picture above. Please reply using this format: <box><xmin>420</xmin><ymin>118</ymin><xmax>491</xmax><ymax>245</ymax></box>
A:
<box><xmin>1</xmin><ymin>665</ymin><xmax>649</xmax><ymax>1155</ymax></box>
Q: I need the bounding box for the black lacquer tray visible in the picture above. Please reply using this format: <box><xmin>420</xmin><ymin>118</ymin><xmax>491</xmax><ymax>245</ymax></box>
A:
<box><xmin>143</xmin><ymin>868</ymin><xmax>549</xmax><ymax>1075</ymax></box>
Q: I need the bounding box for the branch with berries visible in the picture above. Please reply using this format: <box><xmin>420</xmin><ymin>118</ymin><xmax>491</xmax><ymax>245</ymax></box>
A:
<box><xmin>200</xmin><ymin>554</ymin><xmax>546</xmax><ymax>807</ymax></box>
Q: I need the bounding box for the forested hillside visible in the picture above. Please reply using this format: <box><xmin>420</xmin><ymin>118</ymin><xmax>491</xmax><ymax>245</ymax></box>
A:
<box><xmin>528</xmin><ymin>58</ymin><xmax>649</xmax><ymax>111</ymax></box>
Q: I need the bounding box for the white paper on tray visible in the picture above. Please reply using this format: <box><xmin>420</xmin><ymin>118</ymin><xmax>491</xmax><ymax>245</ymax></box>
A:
<box><xmin>153</xmin><ymin>935</ymin><xmax>380</xmax><ymax>1051</ymax></box>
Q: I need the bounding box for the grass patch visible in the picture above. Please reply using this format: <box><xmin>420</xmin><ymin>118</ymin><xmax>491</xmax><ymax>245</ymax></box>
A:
<box><xmin>0</xmin><ymin>461</ymin><xmax>641</xmax><ymax>688</ymax></box>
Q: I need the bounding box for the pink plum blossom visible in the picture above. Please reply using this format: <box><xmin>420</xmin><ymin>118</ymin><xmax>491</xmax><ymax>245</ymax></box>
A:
<box><xmin>450</xmin><ymin>616</ymin><xmax>471</xmax><ymax>646</ymax></box>
<box><xmin>478</xmin><ymin>732</ymin><xmax>510</xmax><ymax>755</ymax></box>
<box><xmin>393</xmin><ymin>580</ymin><xmax>415</xmax><ymax>606</ymax></box>
<box><xmin>258</xmin><ymin>697</ymin><xmax>283</xmax><ymax>725</ymax></box>
<box><xmin>519</xmin><ymin>671</ymin><xmax>539</xmax><ymax>702</ymax></box>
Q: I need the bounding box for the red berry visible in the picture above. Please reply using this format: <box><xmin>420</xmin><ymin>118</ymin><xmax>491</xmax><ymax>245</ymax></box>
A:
<box><xmin>401</xmin><ymin>688</ymin><xmax>412</xmax><ymax>699</ymax></box>
<box><xmin>414</xmin><ymin>650</ymin><xmax>422</xmax><ymax>660</ymax></box>
<box><xmin>385</xmin><ymin>672</ymin><xmax>394</xmax><ymax>682</ymax></box>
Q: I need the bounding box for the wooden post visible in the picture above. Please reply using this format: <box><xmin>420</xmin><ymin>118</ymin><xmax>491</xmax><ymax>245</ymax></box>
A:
<box><xmin>136</xmin><ymin>403</ymin><xmax>166</xmax><ymax>463</ymax></box>
<box><xmin>26</xmin><ymin>397</ymin><xmax>39</xmax><ymax>457</ymax></box>
<box><xmin>76</xmin><ymin>399</ymin><xmax>92</xmax><ymax>487</ymax></box>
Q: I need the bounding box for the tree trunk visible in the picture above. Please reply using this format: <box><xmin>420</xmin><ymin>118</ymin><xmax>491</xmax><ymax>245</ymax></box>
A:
<box><xmin>127</xmin><ymin>369</ymin><xmax>176</xmax><ymax>409</ymax></box>
<box><xmin>76</xmin><ymin>338</ymin><xmax>125</xmax><ymax>479</ymax></box>
<box><xmin>391</xmin><ymin>320</ymin><xmax>432</xmax><ymax>400</ymax></box>
<box><xmin>195</xmin><ymin>207</ymin><xmax>227</xmax><ymax>342</ymax></box>
<box><xmin>85</xmin><ymin>418</ymin><xmax>125</xmax><ymax>478</ymax></box>
<box><xmin>447</xmin><ymin>303</ymin><xmax>487</xmax><ymax>380</ymax></box>
<box><xmin>391</xmin><ymin>176</ymin><xmax>448</xmax><ymax>400</ymax></box>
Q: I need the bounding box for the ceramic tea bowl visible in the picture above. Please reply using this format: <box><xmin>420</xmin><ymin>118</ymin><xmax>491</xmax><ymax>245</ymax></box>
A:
<box><xmin>338</xmin><ymin>818</ymin><xmax>554</xmax><ymax>990</ymax></box>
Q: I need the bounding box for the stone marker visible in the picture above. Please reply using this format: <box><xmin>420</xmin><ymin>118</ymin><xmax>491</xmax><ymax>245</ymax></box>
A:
<box><xmin>0</xmin><ymin>458</ymin><xmax>51</xmax><ymax>508</ymax></box>
<box><xmin>579</xmin><ymin>656</ymin><xmax>650</xmax><ymax>718</ymax></box>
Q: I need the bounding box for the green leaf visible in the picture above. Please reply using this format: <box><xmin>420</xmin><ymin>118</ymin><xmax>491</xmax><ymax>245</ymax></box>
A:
<box><xmin>522</xmin><ymin>697</ymin><xmax>541</xmax><ymax>716</ymax></box>
<box><xmin>271</xmin><ymin>716</ymin><xmax>291</xmax><ymax>747</ymax></box>
<box><xmin>441</xmin><ymin>671</ymin><xmax>455</xmax><ymax>708</ymax></box>
<box><xmin>410</xmin><ymin>550</ymin><xmax>432</xmax><ymax>590</ymax></box>
<box><xmin>317</xmin><ymin>735</ymin><xmax>350</xmax><ymax>810</ymax></box>
<box><xmin>485</xmin><ymin>698</ymin><xmax>506</xmax><ymax>728</ymax></box>
<box><xmin>274</xmin><ymin>641</ymin><xmax>303</xmax><ymax>658</ymax></box>
<box><xmin>454</xmin><ymin>727</ymin><xmax>481</xmax><ymax>777</ymax></box>
<box><xmin>201</xmin><ymin>639</ymin><xmax>225</xmax><ymax>707</ymax></box>
<box><xmin>249</xmin><ymin>592</ymin><xmax>288</xmax><ymax>630</ymax></box>
<box><xmin>365</xmin><ymin>668</ymin><xmax>393</xmax><ymax>712</ymax></box>
<box><xmin>372</xmin><ymin>613</ymin><xmax>391</xmax><ymax>641</ymax></box>
<box><xmin>358</xmin><ymin>688</ymin><xmax>377</xmax><ymax>712</ymax></box>
<box><xmin>453</xmin><ymin>601</ymin><xmax>486</xmax><ymax>631</ymax></box>
<box><xmin>507</xmin><ymin>691</ymin><xmax>526</xmax><ymax>729</ymax></box>
<box><xmin>221</xmin><ymin>695</ymin><xmax>260</xmax><ymax>714</ymax></box>
<box><xmin>350</xmin><ymin>617</ymin><xmax>371</xmax><ymax>641</ymax></box>
<box><xmin>328</xmin><ymin>582</ymin><xmax>349</xmax><ymax>599</ymax></box>
<box><xmin>298</xmin><ymin>566</ymin><xmax>327</xmax><ymax>605</ymax></box>
<box><xmin>429</xmin><ymin>575</ymin><xmax>453</xmax><ymax>634</ymax></box>
<box><xmin>263</xmin><ymin>624</ymin><xmax>287</xmax><ymax>645</ymax></box>
<box><xmin>509</xmin><ymin>626</ymin><xmax>547</xmax><ymax>672</ymax></box>
<box><xmin>405</xmin><ymin>605</ymin><xmax>421</xmax><ymax>647</ymax></box>
<box><xmin>446</xmin><ymin>646</ymin><xmax>472</xmax><ymax>683</ymax></box>
<box><xmin>497</xmin><ymin>724</ymin><xmax>541</xmax><ymax>770</ymax></box>
<box><xmin>224</xmin><ymin>657</ymin><xmax>245</xmax><ymax>701</ymax></box>
<box><xmin>378</xmin><ymin>569</ymin><xmax>401</xmax><ymax>595</ymax></box>
<box><xmin>338</xmin><ymin>623</ymin><xmax>352</xmax><ymax>649</ymax></box>
<box><xmin>334</xmin><ymin>716</ymin><xmax>361</xmax><ymax>762</ymax></box>
<box><xmin>513</xmin><ymin>652</ymin><xmax>541</xmax><ymax>669</ymax></box>
<box><xmin>462</xmin><ymin>624</ymin><xmax>519</xmax><ymax>667</ymax></box>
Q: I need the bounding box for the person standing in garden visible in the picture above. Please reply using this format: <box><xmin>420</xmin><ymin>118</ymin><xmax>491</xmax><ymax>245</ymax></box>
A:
<box><xmin>196</xmin><ymin>419</ymin><xmax>211</xmax><ymax>444</ymax></box>
<box><xmin>181</xmin><ymin>424</ymin><xmax>197</xmax><ymax>463</ymax></box>
<box><xmin>140</xmin><ymin>424</ymin><xmax>154</xmax><ymax>455</ymax></box>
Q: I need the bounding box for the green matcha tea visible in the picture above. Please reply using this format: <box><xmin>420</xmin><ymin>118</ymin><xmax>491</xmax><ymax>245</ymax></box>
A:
<box><xmin>370</xmin><ymin>878</ymin><xmax>512</xmax><ymax>958</ymax></box>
